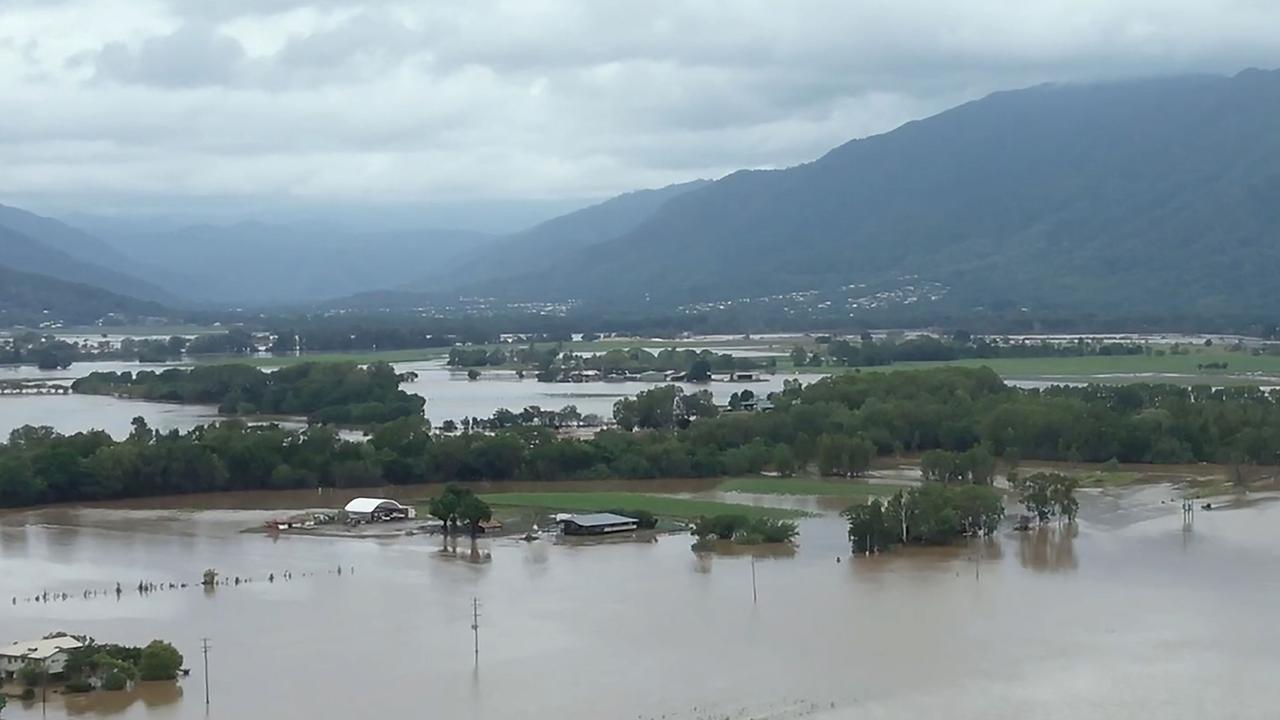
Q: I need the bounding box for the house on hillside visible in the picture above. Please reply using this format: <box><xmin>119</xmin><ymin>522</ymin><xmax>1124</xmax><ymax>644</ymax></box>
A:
<box><xmin>1</xmin><ymin>636</ymin><xmax>84</xmax><ymax>680</ymax></box>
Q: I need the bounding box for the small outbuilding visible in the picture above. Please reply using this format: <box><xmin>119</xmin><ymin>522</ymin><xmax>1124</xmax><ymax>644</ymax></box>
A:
<box><xmin>558</xmin><ymin>512</ymin><xmax>640</xmax><ymax>535</ymax></box>
<box><xmin>343</xmin><ymin>497</ymin><xmax>415</xmax><ymax>522</ymax></box>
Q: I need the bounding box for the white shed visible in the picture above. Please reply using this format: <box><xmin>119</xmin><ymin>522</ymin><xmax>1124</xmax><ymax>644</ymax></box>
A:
<box><xmin>343</xmin><ymin>497</ymin><xmax>414</xmax><ymax>521</ymax></box>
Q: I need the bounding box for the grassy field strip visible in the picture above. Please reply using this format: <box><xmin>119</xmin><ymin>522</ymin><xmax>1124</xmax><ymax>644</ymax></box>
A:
<box><xmin>781</xmin><ymin>351</ymin><xmax>1280</xmax><ymax>384</ymax></box>
<box><xmin>479</xmin><ymin>491</ymin><xmax>806</xmax><ymax>519</ymax></box>
<box><xmin>716</xmin><ymin>477</ymin><xmax>902</xmax><ymax>497</ymax></box>
<box><xmin>195</xmin><ymin>348</ymin><xmax>452</xmax><ymax>368</ymax></box>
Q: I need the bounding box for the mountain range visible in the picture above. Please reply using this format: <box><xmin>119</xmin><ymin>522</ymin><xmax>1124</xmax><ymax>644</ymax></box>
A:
<box><xmin>476</xmin><ymin>68</ymin><xmax>1280</xmax><ymax>314</ymax></box>
<box><xmin>5</xmin><ymin>68</ymin><xmax>1280</xmax><ymax>322</ymax></box>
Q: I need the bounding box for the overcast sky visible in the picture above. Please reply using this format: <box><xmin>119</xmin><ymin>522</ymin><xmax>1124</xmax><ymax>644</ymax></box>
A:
<box><xmin>2</xmin><ymin>0</ymin><xmax>1278</xmax><ymax>224</ymax></box>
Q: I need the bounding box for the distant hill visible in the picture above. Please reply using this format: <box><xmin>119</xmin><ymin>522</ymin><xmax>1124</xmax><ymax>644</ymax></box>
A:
<box><xmin>0</xmin><ymin>222</ymin><xmax>175</xmax><ymax>304</ymax></box>
<box><xmin>408</xmin><ymin>180</ymin><xmax>711</xmax><ymax>292</ymax></box>
<box><xmin>0</xmin><ymin>204</ymin><xmax>140</xmax><ymax>273</ymax></box>
<box><xmin>93</xmin><ymin>221</ymin><xmax>498</xmax><ymax>306</ymax></box>
<box><xmin>485</xmin><ymin>69</ymin><xmax>1280</xmax><ymax>314</ymax></box>
<box><xmin>0</xmin><ymin>264</ymin><xmax>168</xmax><ymax>325</ymax></box>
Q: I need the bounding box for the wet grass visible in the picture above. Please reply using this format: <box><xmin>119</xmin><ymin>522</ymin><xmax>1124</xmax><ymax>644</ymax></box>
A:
<box><xmin>195</xmin><ymin>348</ymin><xmax>451</xmax><ymax>368</ymax></box>
<box><xmin>716</xmin><ymin>476</ymin><xmax>901</xmax><ymax>497</ymax></box>
<box><xmin>781</xmin><ymin>349</ymin><xmax>1280</xmax><ymax>386</ymax></box>
<box><xmin>477</xmin><ymin>491</ymin><xmax>806</xmax><ymax>520</ymax></box>
<box><xmin>1072</xmin><ymin>471</ymin><xmax>1144</xmax><ymax>488</ymax></box>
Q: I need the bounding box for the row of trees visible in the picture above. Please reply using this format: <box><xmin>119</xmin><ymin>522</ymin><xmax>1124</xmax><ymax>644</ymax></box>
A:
<box><xmin>692</xmin><ymin>515</ymin><xmax>799</xmax><ymax>544</ymax></box>
<box><xmin>796</xmin><ymin>335</ymin><xmax>1151</xmax><ymax>368</ymax></box>
<box><xmin>843</xmin><ymin>485</ymin><xmax>1005</xmax><ymax>552</ymax></box>
<box><xmin>8</xmin><ymin>367</ymin><xmax>1280</xmax><ymax>508</ymax></box>
<box><xmin>0</xmin><ymin>330</ymin><xmax>260</xmax><ymax>369</ymax></box>
<box><xmin>447</xmin><ymin>344</ymin><xmax>770</xmax><ymax>383</ymax></box>
<box><xmin>71</xmin><ymin>362</ymin><xmax>424</xmax><ymax>425</ymax></box>
<box><xmin>425</xmin><ymin>484</ymin><xmax>493</xmax><ymax>537</ymax></box>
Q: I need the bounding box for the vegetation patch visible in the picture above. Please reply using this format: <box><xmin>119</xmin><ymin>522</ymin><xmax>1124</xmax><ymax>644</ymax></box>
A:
<box><xmin>72</xmin><ymin>361</ymin><xmax>423</xmax><ymax>424</ymax></box>
<box><xmin>478</xmin><ymin>492</ymin><xmax>806</xmax><ymax>520</ymax></box>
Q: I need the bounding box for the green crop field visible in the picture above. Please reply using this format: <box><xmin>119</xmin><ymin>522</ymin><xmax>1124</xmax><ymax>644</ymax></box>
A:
<box><xmin>195</xmin><ymin>348</ymin><xmax>451</xmax><ymax>368</ymax></box>
<box><xmin>478</xmin><ymin>491</ymin><xmax>806</xmax><ymax>520</ymax></box>
<box><xmin>783</xmin><ymin>349</ymin><xmax>1280</xmax><ymax>386</ymax></box>
<box><xmin>716</xmin><ymin>476</ymin><xmax>902</xmax><ymax>497</ymax></box>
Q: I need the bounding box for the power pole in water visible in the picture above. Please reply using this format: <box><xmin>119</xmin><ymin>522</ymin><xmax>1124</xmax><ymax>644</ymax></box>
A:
<box><xmin>201</xmin><ymin>637</ymin><xmax>211</xmax><ymax>705</ymax></box>
<box><xmin>471</xmin><ymin>598</ymin><xmax>481</xmax><ymax>661</ymax></box>
<box><xmin>750</xmin><ymin>555</ymin><xmax>758</xmax><ymax>604</ymax></box>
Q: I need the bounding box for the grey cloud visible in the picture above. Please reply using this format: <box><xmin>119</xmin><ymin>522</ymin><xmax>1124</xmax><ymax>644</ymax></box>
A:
<box><xmin>3</xmin><ymin>0</ymin><xmax>1280</xmax><ymax>214</ymax></box>
<box><xmin>91</xmin><ymin>23</ymin><xmax>247</xmax><ymax>88</ymax></box>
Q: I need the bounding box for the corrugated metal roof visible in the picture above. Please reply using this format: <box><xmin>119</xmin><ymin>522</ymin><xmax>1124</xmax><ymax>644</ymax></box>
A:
<box><xmin>343</xmin><ymin>497</ymin><xmax>405</xmax><ymax>514</ymax></box>
<box><xmin>1</xmin><ymin>636</ymin><xmax>83</xmax><ymax>660</ymax></box>
<box><xmin>562</xmin><ymin>512</ymin><xmax>638</xmax><ymax>526</ymax></box>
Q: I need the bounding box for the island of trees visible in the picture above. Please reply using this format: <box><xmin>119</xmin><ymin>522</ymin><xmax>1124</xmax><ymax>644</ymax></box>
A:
<box><xmin>71</xmin><ymin>362</ymin><xmax>423</xmax><ymax>425</ymax></box>
<box><xmin>447</xmin><ymin>344</ymin><xmax>769</xmax><ymax>382</ymax></box>
<box><xmin>5</xmin><ymin>367</ymin><xmax>1280</xmax><ymax>508</ymax></box>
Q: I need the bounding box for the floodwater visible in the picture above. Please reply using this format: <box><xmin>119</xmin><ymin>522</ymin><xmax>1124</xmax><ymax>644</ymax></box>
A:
<box><xmin>0</xmin><ymin>359</ymin><xmax>804</xmax><ymax>439</ymax></box>
<box><xmin>394</xmin><ymin>359</ymin><xmax>799</xmax><ymax>422</ymax></box>
<box><xmin>2</xmin><ymin>482</ymin><xmax>1278</xmax><ymax>719</ymax></box>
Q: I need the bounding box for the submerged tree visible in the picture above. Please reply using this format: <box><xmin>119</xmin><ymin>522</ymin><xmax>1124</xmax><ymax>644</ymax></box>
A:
<box><xmin>1011</xmin><ymin>472</ymin><xmax>1079</xmax><ymax>524</ymax></box>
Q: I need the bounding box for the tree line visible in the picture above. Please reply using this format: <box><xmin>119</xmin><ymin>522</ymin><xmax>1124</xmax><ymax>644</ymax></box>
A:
<box><xmin>792</xmin><ymin>334</ymin><xmax>1150</xmax><ymax>368</ymax></box>
<box><xmin>7</xmin><ymin>367</ymin><xmax>1280</xmax><ymax>508</ymax></box>
<box><xmin>447</xmin><ymin>344</ymin><xmax>770</xmax><ymax>383</ymax></box>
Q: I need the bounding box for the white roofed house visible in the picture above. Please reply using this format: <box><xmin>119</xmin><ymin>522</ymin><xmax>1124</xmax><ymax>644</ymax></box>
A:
<box><xmin>1</xmin><ymin>636</ymin><xmax>84</xmax><ymax>679</ymax></box>
<box><xmin>342</xmin><ymin>497</ymin><xmax>416</xmax><ymax>523</ymax></box>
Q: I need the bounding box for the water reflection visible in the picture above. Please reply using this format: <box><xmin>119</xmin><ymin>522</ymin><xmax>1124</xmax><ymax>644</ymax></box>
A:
<box><xmin>61</xmin><ymin>682</ymin><xmax>183</xmax><ymax>716</ymax></box>
<box><xmin>1016</xmin><ymin>524</ymin><xmax>1079</xmax><ymax>572</ymax></box>
<box><xmin>435</xmin><ymin>536</ymin><xmax>494</xmax><ymax>565</ymax></box>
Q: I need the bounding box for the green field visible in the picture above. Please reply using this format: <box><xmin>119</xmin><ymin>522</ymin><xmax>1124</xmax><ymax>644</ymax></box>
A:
<box><xmin>783</xmin><ymin>348</ymin><xmax>1280</xmax><ymax>386</ymax></box>
<box><xmin>195</xmin><ymin>348</ymin><xmax>451</xmax><ymax>368</ymax></box>
<box><xmin>716</xmin><ymin>476</ymin><xmax>901</xmax><ymax>497</ymax></box>
<box><xmin>478</xmin><ymin>491</ymin><xmax>806</xmax><ymax>520</ymax></box>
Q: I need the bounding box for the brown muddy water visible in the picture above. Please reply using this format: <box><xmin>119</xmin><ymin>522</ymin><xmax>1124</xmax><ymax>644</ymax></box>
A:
<box><xmin>2</xmin><ymin>482</ymin><xmax>1279</xmax><ymax>720</ymax></box>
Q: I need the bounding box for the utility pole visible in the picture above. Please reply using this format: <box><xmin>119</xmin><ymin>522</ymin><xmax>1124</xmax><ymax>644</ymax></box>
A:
<box><xmin>201</xmin><ymin>637</ymin><xmax>211</xmax><ymax>705</ymax></box>
<box><xmin>471</xmin><ymin>598</ymin><xmax>481</xmax><ymax>661</ymax></box>
<box><xmin>750</xmin><ymin>555</ymin><xmax>758</xmax><ymax>604</ymax></box>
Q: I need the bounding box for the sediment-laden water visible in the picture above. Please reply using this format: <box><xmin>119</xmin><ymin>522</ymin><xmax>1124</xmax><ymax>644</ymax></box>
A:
<box><xmin>2</xmin><ymin>482</ymin><xmax>1276</xmax><ymax>719</ymax></box>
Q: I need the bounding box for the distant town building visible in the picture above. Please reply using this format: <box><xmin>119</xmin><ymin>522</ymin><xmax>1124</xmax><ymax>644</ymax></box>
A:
<box><xmin>1</xmin><ymin>636</ymin><xmax>84</xmax><ymax>679</ymax></box>
<box><xmin>557</xmin><ymin>512</ymin><xmax>640</xmax><ymax>535</ymax></box>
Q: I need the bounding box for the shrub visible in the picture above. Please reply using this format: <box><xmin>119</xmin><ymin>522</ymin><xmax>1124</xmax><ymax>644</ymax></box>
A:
<box><xmin>65</xmin><ymin>678</ymin><xmax>94</xmax><ymax>693</ymax></box>
<box><xmin>17</xmin><ymin>662</ymin><xmax>42</xmax><ymax>687</ymax></box>
<box><xmin>20</xmin><ymin>687</ymin><xmax>36</xmax><ymax>701</ymax></box>
<box><xmin>138</xmin><ymin>640</ymin><xmax>183</xmax><ymax>681</ymax></box>
<box><xmin>102</xmin><ymin>671</ymin><xmax>128</xmax><ymax>691</ymax></box>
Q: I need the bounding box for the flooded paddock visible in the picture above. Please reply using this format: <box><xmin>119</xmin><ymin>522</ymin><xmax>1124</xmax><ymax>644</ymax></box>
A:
<box><xmin>2</xmin><ymin>482</ymin><xmax>1277</xmax><ymax>719</ymax></box>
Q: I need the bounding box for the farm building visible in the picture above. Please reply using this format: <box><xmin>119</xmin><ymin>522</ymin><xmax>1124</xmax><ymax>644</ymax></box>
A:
<box><xmin>1</xmin><ymin>636</ymin><xmax>84</xmax><ymax>679</ymax></box>
<box><xmin>343</xmin><ymin>497</ymin><xmax>415</xmax><ymax>522</ymax></box>
<box><xmin>557</xmin><ymin>512</ymin><xmax>640</xmax><ymax>535</ymax></box>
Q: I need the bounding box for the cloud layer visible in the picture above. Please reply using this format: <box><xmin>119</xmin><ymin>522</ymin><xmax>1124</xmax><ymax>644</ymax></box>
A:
<box><xmin>2</xmin><ymin>0</ymin><xmax>1278</xmax><ymax>216</ymax></box>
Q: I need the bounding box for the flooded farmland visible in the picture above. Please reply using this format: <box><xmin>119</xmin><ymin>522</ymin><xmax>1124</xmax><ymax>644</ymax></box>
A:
<box><xmin>0</xmin><ymin>359</ymin><xmax>803</xmax><ymax>439</ymax></box>
<box><xmin>2</xmin><ymin>482</ymin><xmax>1278</xmax><ymax>719</ymax></box>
